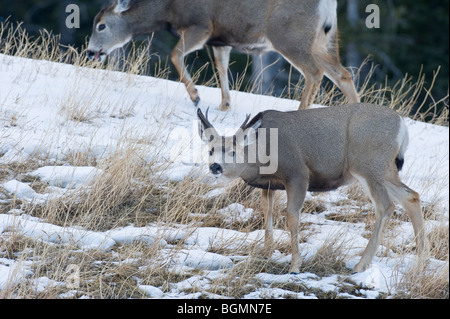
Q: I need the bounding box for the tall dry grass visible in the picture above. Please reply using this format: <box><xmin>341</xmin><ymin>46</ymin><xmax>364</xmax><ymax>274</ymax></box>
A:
<box><xmin>0</xmin><ymin>21</ymin><xmax>448</xmax><ymax>299</ymax></box>
<box><xmin>1</xmin><ymin>20</ymin><xmax>447</xmax><ymax>125</ymax></box>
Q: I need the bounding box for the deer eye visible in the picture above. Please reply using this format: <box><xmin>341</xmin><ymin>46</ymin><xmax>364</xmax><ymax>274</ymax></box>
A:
<box><xmin>97</xmin><ymin>24</ymin><xmax>106</xmax><ymax>31</ymax></box>
<box><xmin>209</xmin><ymin>148</ymin><xmax>214</xmax><ymax>156</ymax></box>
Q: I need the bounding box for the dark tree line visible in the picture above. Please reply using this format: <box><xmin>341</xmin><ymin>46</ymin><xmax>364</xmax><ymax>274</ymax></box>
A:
<box><xmin>1</xmin><ymin>0</ymin><xmax>448</xmax><ymax>111</ymax></box>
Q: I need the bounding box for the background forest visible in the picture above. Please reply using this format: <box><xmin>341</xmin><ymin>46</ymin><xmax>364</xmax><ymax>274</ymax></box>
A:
<box><xmin>1</xmin><ymin>0</ymin><xmax>448</xmax><ymax>115</ymax></box>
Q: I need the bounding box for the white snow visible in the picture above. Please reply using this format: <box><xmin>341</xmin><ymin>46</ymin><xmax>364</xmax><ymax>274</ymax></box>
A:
<box><xmin>139</xmin><ymin>285</ymin><xmax>165</xmax><ymax>298</ymax></box>
<box><xmin>0</xmin><ymin>214</ymin><xmax>116</xmax><ymax>250</ymax></box>
<box><xmin>0</xmin><ymin>258</ymin><xmax>32</xmax><ymax>290</ymax></box>
<box><xmin>30</xmin><ymin>166</ymin><xmax>102</xmax><ymax>188</ymax></box>
<box><xmin>105</xmin><ymin>226</ymin><xmax>168</xmax><ymax>247</ymax></box>
<box><xmin>2</xmin><ymin>180</ymin><xmax>37</xmax><ymax>199</ymax></box>
<box><xmin>170</xmin><ymin>249</ymin><xmax>233</xmax><ymax>271</ymax></box>
<box><xmin>0</xmin><ymin>53</ymin><xmax>448</xmax><ymax>298</ymax></box>
<box><xmin>217</xmin><ymin>203</ymin><xmax>255</xmax><ymax>224</ymax></box>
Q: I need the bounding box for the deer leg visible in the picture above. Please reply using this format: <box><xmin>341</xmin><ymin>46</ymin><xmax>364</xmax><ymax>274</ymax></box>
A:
<box><xmin>354</xmin><ymin>178</ymin><xmax>394</xmax><ymax>273</ymax></box>
<box><xmin>385</xmin><ymin>172</ymin><xmax>430</xmax><ymax>259</ymax></box>
<box><xmin>285</xmin><ymin>182</ymin><xmax>307</xmax><ymax>274</ymax></box>
<box><xmin>171</xmin><ymin>27</ymin><xmax>212</xmax><ymax>106</ymax></box>
<box><xmin>299</xmin><ymin>71</ymin><xmax>323</xmax><ymax>110</ymax></box>
<box><xmin>213</xmin><ymin>46</ymin><xmax>232</xmax><ymax>111</ymax></box>
<box><xmin>277</xmin><ymin>52</ymin><xmax>324</xmax><ymax>110</ymax></box>
<box><xmin>261</xmin><ymin>188</ymin><xmax>275</xmax><ymax>257</ymax></box>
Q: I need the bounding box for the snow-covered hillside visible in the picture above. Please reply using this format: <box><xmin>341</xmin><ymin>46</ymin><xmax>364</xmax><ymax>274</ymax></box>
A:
<box><xmin>0</xmin><ymin>53</ymin><xmax>448</xmax><ymax>299</ymax></box>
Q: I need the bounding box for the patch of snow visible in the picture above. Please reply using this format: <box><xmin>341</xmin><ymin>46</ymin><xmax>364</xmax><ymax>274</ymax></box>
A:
<box><xmin>138</xmin><ymin>285</ymin><xmax>165</xmax><ymax>298</ymax></box>
<box><xmin>170</xmin><ymin>249</ymin><xmax>233</xmax><ymax>271</ymax></box>
<box><xmin>30</xmin><ymin>166</ymin><xmax>102</xmax><ymax>188</ymax></box>
<box><xmin>0</xmin><ymin>213</ymin><xmax>115</xmax><ymax>250</ymax></box>
<box><xmin>106</xmin><ymin>225</ymin><xmax>168</xmax><ymax>247</ymax></box>
<box><xmin>217</xmin><ymin>203</ymin><xmax>255</xmax><ymax>224</ymax></box>
<box><xmin>0</xmin><ymin>258</ymin><xmax>32</xmax><ymax>290</ymax></box>
<box><xmin>2</xmin><ymin>180</ymin><xmax>37</xmax><ymax>199</ymax></box>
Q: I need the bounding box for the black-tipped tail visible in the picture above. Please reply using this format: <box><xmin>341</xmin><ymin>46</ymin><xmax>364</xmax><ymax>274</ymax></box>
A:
<box><xmin>324</xmin><ymin>23</ymin><xmax>332</xmax><ymax>35</ymax></box>
<box><xmin>396</xmin><ymin>118</ymin><xmax>409</xmax><ymax>172</ymax></box>
<box><xmin>395</xmin><ymin>157</ymin><xmax>405</xmax><ymax>171</ymax></box>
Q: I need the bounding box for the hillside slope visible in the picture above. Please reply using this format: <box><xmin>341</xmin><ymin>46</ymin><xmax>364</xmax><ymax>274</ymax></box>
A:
<box><xmin>0</xmin><ymin>54</ymin><xmax>448</xmax><ymax>299</ymax></box>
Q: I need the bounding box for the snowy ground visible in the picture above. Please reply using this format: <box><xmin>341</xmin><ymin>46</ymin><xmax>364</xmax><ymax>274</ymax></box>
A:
<box><xmin>0</xmin><ymin>53</ymin><xmax>448</xmax><ymax>299</ymax></box>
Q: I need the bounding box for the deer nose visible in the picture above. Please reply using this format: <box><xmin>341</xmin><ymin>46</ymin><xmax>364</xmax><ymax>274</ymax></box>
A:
<box><xmin>86</xmin><ymin>50</ymin><xmax>95</xmax><ymax>60</ymax></box>
<box><xmin>210</xmin><ymin>163</ymin><xmax>223</xmax><ymax>175</ymax></box>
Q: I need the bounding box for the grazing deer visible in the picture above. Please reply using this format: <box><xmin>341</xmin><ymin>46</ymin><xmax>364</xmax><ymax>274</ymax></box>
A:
<box><xmin>87</xmin><ymin>0</ymin><xmax>360</xmax><ymax>111</ymax></box>
<box><xmin>197</xmin><ymin>104</ymin><xmax>429</xmax><ymax>273</ymax></box>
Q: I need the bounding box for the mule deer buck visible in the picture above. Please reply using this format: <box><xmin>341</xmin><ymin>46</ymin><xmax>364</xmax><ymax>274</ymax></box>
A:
<box><xmin>198</xmin><ymin>104</ymin><xmax>429</xmax><ymax>273</ymax></box>
<box><xmin>87</xmin><ymin>0</ymin><xmax>360</xmax><ymax>111</ymax></box>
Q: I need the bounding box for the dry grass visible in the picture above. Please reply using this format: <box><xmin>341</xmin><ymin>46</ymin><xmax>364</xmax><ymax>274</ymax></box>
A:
<box><xmin>1</xmin><ymin>20</ymin><xmax>447</xmax><ymax>125</ymax></box>
<box><xmin>0</xmin><ymin>22</ymin><xmax>448</xmax><ymax>299</ymax></box>
<box><xmin>301</xmin><ymin>231</ymin><xmax>353</xmax><ymax>277</ymax></box>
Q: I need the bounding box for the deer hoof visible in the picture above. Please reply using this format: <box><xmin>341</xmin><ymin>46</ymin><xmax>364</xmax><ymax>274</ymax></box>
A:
<box><xmin>219</xmin><ymin>102</ymin><xmax>231</xmax><ymax>111</ymax></box>
<box><xmin>353</xmin><ymin>262</ymin><xmax>369</xmax><ymax>273</ymax></box>
<box><xmin>193</xmin><ymin>96</ymin><xmax>200</xmax><ymax>106</ymax></box>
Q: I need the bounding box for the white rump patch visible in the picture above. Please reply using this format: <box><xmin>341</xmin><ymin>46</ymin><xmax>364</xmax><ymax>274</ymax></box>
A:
<box><xmin>396</xmin><ymin>116</ymin><xmax>409</xmax><ymax>158</ymax></box>
<box><xmin>317</xmin><ymin>0</ymin><xmax>337</xmax><ymax>34</ymax></box>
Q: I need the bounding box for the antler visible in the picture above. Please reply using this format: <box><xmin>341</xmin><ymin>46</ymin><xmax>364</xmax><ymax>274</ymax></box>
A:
<box><xmin>239</xmin><ymin>114</ymin><xmax>252</xmax><ymax>130</ymax></box>
<box><xmin>197</xmin><ymin>107</ymin><xmax>214</xmax><ymax>129</ymax></box>
<box><xmin>197</xmin><ymin>107</ymin><xmax>219</xmax><ymax>142</ymax></box>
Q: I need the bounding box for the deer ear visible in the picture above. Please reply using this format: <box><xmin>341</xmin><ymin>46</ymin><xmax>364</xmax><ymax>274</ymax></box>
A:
<box><xmin>114</xmin><ymin>0</ymin><xmax>132</xmax><ymax>14</ymax></box>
